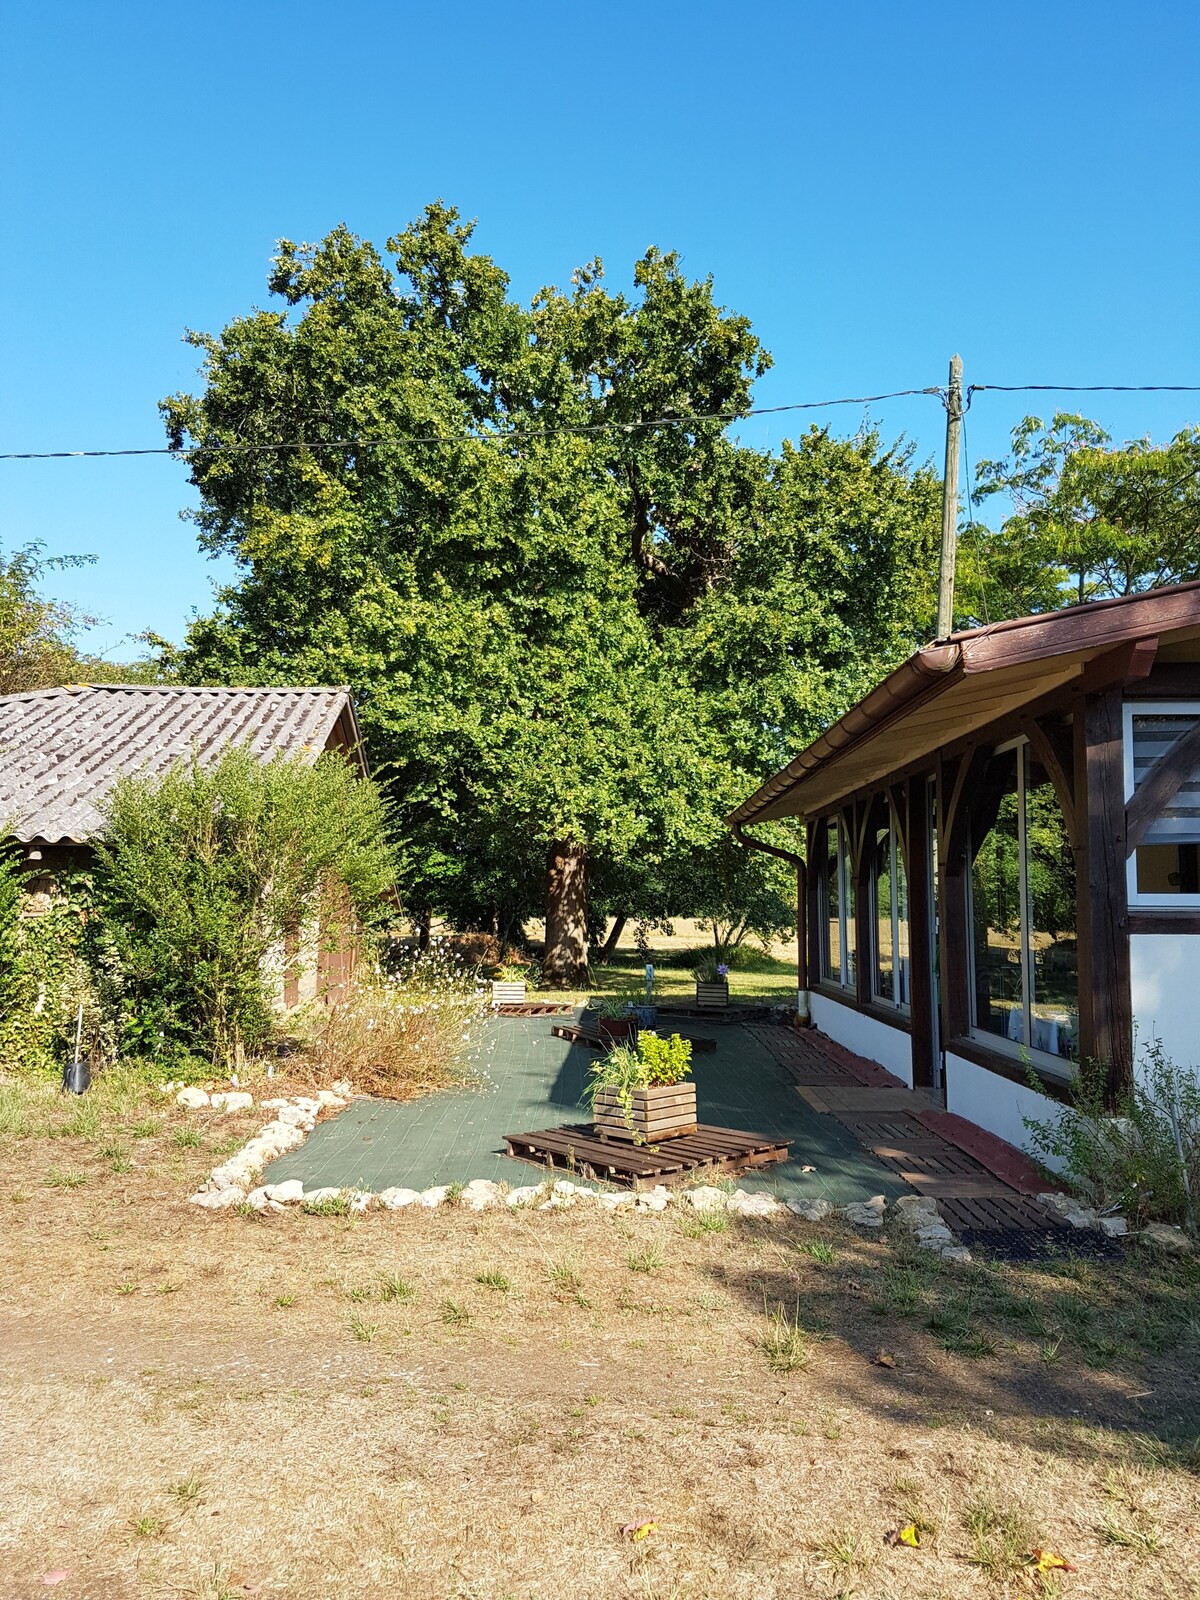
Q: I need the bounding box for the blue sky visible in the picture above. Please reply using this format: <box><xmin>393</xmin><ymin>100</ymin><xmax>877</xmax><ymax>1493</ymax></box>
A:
<box><xmin>2</xmin><ymin>1</ymin><xmax>1197</xmax><ymax>660</ymax></box>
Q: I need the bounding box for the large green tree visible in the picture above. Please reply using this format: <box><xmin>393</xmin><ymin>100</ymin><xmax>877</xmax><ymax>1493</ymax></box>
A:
<box><xmin>957</xmin><ymin>413</ymin><xmax>1200</xmax><ymax>622</ymax></box>
<box><xmin>162</xmin><ymin>204</ymin><xmax>941</xmax><ymax>981</ymax></box>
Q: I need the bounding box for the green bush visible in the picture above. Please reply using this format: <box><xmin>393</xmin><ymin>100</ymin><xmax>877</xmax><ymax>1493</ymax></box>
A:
<box><xmin>1024</xmin><ymin>1040</ymin><xmax>1200</xmax><ymax>1232</ymax></box>
<box><xmin>93</xmin><ymin>746</ymin><xmax>396</xmax><ymax>1066</ymax></box>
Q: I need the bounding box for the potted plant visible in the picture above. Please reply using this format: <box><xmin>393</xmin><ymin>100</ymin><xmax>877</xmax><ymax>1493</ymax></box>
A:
<box><xmin>694</xmin><ymin>954</ymin><xmax>730</xmax><ymax>1009</ymax></box>
<box><xmin>586</xmin><ymin>1031</ymin><xmax>696</xmax><ymax>1143</ymax></box>
<box><xmin>490</xmin><ymin>961</ymin><xmax>530</xmax><ymax>1006</ymax></box>
<box><xmin>595</xmin><ymin>993</ymin><xmax>637</xmax><ymax>1040</ymax></box>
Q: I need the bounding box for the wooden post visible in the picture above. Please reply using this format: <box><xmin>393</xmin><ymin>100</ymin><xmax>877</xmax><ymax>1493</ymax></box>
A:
<box><xmin>904</xmin><ymin>777</ymin><xmax>936</xmax><ymax>1088</ymax></box>
<box><xmin>1075</xmin><ymin>689</ymin><xmax>1133</xmax><ymax>1095</ymax></box>
<box><xmin>935</xmin><ymin>354</ymin><xmax>964</xmax><ymax>641</ymax></box>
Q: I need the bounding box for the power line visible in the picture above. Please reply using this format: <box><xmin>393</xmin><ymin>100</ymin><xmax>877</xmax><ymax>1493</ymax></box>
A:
<box><xmin>0</xmin><ymin>388</ymin><xmax>941</xmax><ymax>462</ymax></box>
<box><xmin>969</xmin><ymin>384</ymin><xmax>1200</xmax><ymax>396</ymax></box>
<box><xmin>2</xmin><ymin>380</ymin><xmax>1197</xmax><ymax>463</ymax></box>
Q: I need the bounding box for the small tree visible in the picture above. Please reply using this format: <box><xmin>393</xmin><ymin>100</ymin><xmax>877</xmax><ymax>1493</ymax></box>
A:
<box><xmin>94</xmin><ymin>747</ymin><xmax>396</xmax><ymax>1065</ymax></box>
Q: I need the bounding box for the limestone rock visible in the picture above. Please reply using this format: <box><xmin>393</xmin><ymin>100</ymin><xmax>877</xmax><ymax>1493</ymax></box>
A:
<box><xmin>460</xmin><ymin>1179</ymin><xmax>501</xmax><ymax>1211</ymax></box>
<box><xmin>264</xmin><ymin>1179</ymin><xmax>305</xmax><ymax>1205</ymax></box>
<box><xmin>506</xmin><ymin>1185</ymin><xmax>543</xmax><ymax>1208</ymax></box>
<box><xmin>302</xmin><ymin>1187</ymin><xmax>343</xmax><ymax>1206</ymax></box>
<box><xmin>1040</xmin><ymin>1191</ymin><xmax>1100</xmax><ymax>1229</ymax></box>
<box><xmin>939</xmin><ymin>1245</ymin><xmax>973</xmax><ymax>1263</ymax></box>
<box><xmin>915</xmin><ymin>1223</ymin><xmax>955</xmax><ymax>1248</ymax></box>
<box><xmin>190</xmin><ymin>1187</ymin><xmax>245</xmax><ymax>1209</ymax></box>
<box><xmin>210</xmin><ymin>1091</ymin><xmax>254</xmax><ymax>1113</ymax></box>
<box><xmin>245</xmin><ymin>1187</ymin><xmax>272</xmax><ymax>1211</ymax></box>
<box><xmin>176</xmin><ymin>1087</ymin><xmax>210</xmax><ymax>1110</ymax></box>
<box><xmin>1100</xmin><ymin>1215</ymin><xmax>1128</xmax><ymax>1237</ymax></box>
<box><xmin>728</xmin><ymin>1190</ymin><xmax>782</xmax><ymax>1218</ymax></box>
<box><xmin>316</xmin><ymin>1089</ymin><xmax>347</xmax><ymax>1108</ymax></box>
<box><xmin>634</xmin><ymin>1184</ymin><xmax>673</xmax><ymax>1212</ymax></box>
<box><xmin>291</xmin><ymin>1096</ymin><xmax>321</xmax><ymax>1113</ymax></box>
<box><xmin>599</xmin><ymin>1190</ymin><xmax>635</xmax><ymax>1209</ymax></box>
<box><xmin>261</xmin><ymin>1097</ymin><xmax>291</xmax><ymax>1110</ymax></box>
<box><xmin>893</xmin><ymin>1194</ymin><xmax>941</xmax><ymax>1227</ymax></box>
<box><xmin>685</xmin><ymin>1186</ymin><xmax>728</xmax><ymax>1212</ymax></box>
<box><xmin>785</xmin><ymin>1198</ymin><xmax>832</xmax><ymax>1221</ymax></box>
<box><xmin>276</xmin><ymin>1104</ymin><xmax>314</xmax><ymax>1128</ymax></box>
<box><xmin>1141</xmin><ymin>1221</ymin><xmax>1193</xmax><ymax>1254</ymax></box>
<box><xmin>348</xmin><ymin>1190</ymin><xmax>374</xmax><ymax>1213</ymax></box>
<box><xmin>377</xmin><ymin>1187</ymin><xmax>422</xmax><ymax>1209</ymax></box>
<box><xmin>331</xmin><ymin>1079</ymin><xmax>354</xmax><ymax>1097</ymax></box>
<box><xmin>419</xmin><ymin>1185</ymin><xmax>450</xmax><ymax>1208</ymax></box>
<box><xmin>844</xmin><ymin>1197</ymin><xmax>887</xmax><ymax>1228</ymax></box>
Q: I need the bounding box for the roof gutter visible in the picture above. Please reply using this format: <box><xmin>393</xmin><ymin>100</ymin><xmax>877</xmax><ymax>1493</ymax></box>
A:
<box><xmin>727</xmin><ymin>641</ymin><xmax>962</xmax><ymax>828</ymax></box>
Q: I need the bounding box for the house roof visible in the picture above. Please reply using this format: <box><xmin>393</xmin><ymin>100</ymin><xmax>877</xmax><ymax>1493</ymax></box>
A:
<box><xmin>729</xmin><ymin>581</ymin><xmax>1200</xmax><ymax>828</ymax></box>
<box><xmin>0</xmin><ymin>683</ymin><xmax>364</xmax><ymax>846</ymax></box>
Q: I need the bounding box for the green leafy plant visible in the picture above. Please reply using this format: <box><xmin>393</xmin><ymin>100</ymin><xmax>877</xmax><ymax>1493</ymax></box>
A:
<box><xmin>582</xmin><ymin>1031</ymin><xmax>693</xmax><ymax>1140</ymax></box>
<box><xmin>93</xmin><ymin>746</ymin><xmax>396</xmax><ymax>1066</ymax></box>
<box><xmin>1024</xmin><ymin>1039</ymin><xmax>1200</xmax><ymax>1231</ymax></box>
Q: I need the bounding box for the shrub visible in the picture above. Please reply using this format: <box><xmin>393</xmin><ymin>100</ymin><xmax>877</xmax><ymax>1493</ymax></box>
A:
<box><xmin>93</xmin><ymin>746</ymin><xmax>396</xmax><ymax>1066</ymax></box>
<box><xmin>583</xmin><ymin>1030</ymin><xmax>693</xmax><ymax>1129</ymax></box>
<box><xmin>1024</xmin><ymin>1039</ymin><xmax>1200</xmax><ymax>1232</ymax></box>
<box><xmin>299</xmin><ymin>937</ymin><xmax>488</xmax><ymax>1100</ymax></box>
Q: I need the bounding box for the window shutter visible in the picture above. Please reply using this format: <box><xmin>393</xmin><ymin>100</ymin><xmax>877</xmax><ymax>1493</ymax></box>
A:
<box><xmin>1131</xmin><ymin>711</ymin><xmax>1200</xmax><ymax>842</ymax></box>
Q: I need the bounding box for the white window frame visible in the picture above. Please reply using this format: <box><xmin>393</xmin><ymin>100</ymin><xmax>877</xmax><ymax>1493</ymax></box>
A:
<box><xmin>1124</xmin><ymin>700</ymin><xmax>1200</xmax><ymax>909</ymax></box>
<box><xmin>870</xmin><ymin>807</ymin><xmax>910</xmax><ymax>1012</ymax></box>
<box><xmin>967</xmin><ymin>737</ymin><xmax>1074</xmax><ymax>1080</ymax></box>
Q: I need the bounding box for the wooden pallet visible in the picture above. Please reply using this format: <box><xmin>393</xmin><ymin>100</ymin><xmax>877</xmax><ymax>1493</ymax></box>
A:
<box><xmin>503</xmin><ymin>1122</ymin><xmax>791</xmax><ymax>1189</ymax></box>
<box><xmin>550</xmin><ymin>1023</ymin><xmax>717</xmax><ymax>1052</ymax></box>
<box><xmin>495</xmin><ymin>1002</ymin><xmax>574</xmax><ymax>1016</ymax></box>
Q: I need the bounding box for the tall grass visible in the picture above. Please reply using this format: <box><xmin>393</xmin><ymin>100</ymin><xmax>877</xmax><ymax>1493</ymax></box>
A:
<box><xmin>299</xmin><ymin>938</ymin><xmax>489</xmax><ymax>1100</ymax></box>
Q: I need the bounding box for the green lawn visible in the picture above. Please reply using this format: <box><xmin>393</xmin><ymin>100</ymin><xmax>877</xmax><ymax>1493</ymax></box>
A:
<box><xmin>553</xmin><ymin>942</ymin><xmax>799</xmax><ymax>1007</ymax></box>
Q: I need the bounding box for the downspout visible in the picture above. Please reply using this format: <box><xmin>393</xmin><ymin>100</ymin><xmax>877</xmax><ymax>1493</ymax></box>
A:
<box><xmin>730</xmin><ymin>822</ymin><xmax>810</xmax><ymax>1026</ymax></box>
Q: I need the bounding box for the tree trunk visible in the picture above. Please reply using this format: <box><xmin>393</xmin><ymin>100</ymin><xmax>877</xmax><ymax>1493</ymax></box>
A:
<box><xmin>598</xmin><ymin>914</ymin><xmax>627</xmax><ymax>961</ymax></box>
<box><xmin>543</xmin><ymin>841</ymin><xmax>589</xmax><ymax>987</ymax></box>
<box><xmin>417</xmin><ymin>907</ymin><xmax>432</xmax><ymax>952</ymax></box>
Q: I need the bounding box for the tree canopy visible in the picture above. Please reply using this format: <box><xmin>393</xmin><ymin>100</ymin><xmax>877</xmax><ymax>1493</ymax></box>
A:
<box><xmin>957</xmin><ymin>413</ymin><xmax>1200</xmax><ymax>623</ymax></box>
<box><xmin>161</xmin><ymin>203</ymin><xmax>945</xmax><ymax>979</ymax></box>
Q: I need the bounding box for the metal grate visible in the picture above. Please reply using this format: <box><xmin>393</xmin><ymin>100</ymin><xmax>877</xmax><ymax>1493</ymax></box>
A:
<box><xmin>957</xmin><ymin>1224</ymin><xmax>1127</xmax><ymax>1263</ymax></box>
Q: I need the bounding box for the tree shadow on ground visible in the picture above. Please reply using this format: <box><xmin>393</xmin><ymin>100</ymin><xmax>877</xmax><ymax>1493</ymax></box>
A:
<box><xmin>706</xmin><ymin>1216</ymin><xmax>1200</xmax><ymax>1473</ymax></box>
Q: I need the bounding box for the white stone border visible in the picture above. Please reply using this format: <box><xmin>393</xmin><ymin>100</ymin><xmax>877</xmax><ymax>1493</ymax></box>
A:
<box><xmin>186</xmin><ymin>1081</ymin><xmax>352</xmax><ymax>1211</ymax></box>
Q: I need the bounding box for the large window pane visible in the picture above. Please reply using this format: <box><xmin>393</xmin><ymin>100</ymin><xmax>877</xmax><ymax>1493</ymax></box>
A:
<box><xmin>971</xmin><ymin>750</ymin><xmax>1023</xmax><ymax>1044</ymax></box>
<box><xmin>824</xmin><ymin>824</ymin><xmax>841</xmax><ymax>982</ymax></box>
<box><xmin>873</xmin><ymin>826</ymin><xmax>894</xmax><ymax>1001</ymax></box>
<box><xmin>970</xmin><ymin>743</ymin><xmax>1077</xmax><ymax>1066</ymax></box>
<box><xmin>1025</xmin><ymin>766</ymin><xmax>1078</xmax><ymax>1062</ymax></box>
<box><xmin>895</xmin><ymin>848</ymin><xmax>910</xmax><ymax>1006</ymax></box>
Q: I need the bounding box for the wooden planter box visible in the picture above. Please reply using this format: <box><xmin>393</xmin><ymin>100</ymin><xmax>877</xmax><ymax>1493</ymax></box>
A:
<box><xmin>695</xmin><ymin>979</ymin><xmax>729</xmax><ymax>1009</ymax></box>
<box><xmin>491</xmin><ymin>979</ymin><xmax>527</xmax><ymax>1005</ymax></box>
<box><xmin>593</xmin><ymin>1081</ymin><xmax>698</xmax><ymax>1143</ymax></box>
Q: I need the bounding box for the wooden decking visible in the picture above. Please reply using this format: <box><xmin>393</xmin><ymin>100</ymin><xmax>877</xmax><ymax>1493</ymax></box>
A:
<box><xmin>550</xmin><ymin>1022</ymin><xmax>716</xmax><ymax>1052</ymax></box>
<box><xmin>503</xmin><ymin>1123</ymin><xmax>791</xmax><ymax>1189</ymax></box>
<box><xmin>747</xmin><ymin>1024</ymin><xmax>1074</xmax><ymax>1237</ymax></box>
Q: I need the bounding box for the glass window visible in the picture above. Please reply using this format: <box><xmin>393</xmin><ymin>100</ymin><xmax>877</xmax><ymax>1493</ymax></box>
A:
<box><xmin>871</xmin><ymin>813</ymin><xmax>910</xmax><ymax>1009</ymax></box>
<box><xmin>820</xmin><ymin>819</ymin><xmax>855</xmax><ymax>989</ymax></box>
<box><xmin>1128</xmin><ymin>708</ymin><xmax>1200</xmax><ymax>900</ymax></box>
<box><xmin>970</xmin><ymin>742</ymin><xmax>1077</xmax><ymax>1069</ymax></box>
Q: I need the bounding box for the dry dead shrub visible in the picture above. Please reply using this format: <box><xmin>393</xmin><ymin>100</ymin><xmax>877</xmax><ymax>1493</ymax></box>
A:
<box><xmin>298</xmin><ymin>940</ymin><xmax>489</xmax><ymax>1099</ymax></box>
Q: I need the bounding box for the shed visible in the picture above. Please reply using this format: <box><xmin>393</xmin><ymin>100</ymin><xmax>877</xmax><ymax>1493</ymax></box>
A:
<box><xmin>730</xmin><ymin>581</ymin><xmax>1200</xmax><ymax>1155</ymax></box>
<box><xmin>0</xmin><ymin>682</ymin><xmax>367</xmax><ymax>1005</ymax></box>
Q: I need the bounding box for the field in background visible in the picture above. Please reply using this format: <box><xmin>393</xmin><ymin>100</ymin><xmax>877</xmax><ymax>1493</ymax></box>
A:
<box><xmin>1</xmin><ymin>1067</ymin><xmax>1199</xmax><ymax>1598</ymax></box>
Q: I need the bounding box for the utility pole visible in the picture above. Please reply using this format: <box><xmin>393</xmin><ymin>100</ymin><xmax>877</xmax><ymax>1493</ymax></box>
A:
<box><xmin>935</xmin><ymin>353</ymin><xmax>963</xmax><ymax>641</ymax></box>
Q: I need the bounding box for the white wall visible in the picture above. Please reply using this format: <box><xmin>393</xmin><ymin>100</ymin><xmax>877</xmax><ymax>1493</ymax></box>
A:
<box><xmin>809</xmin><ymin>993</ymin><xmax>913</xmax><ymax>1086</ymax></box>
<box><xmin>943</xmin><ymin>1051</ymin><xmax>1066</xmax><ymax>1170</ymax></box>
<box><xmin>1130</xmin><ymin>933</ymin><xmax>1200</xmax><ymax>1077</ymax></box>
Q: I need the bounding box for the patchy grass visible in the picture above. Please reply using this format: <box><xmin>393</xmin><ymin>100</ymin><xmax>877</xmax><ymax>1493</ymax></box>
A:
<box><xmin>1</xmin><ymin>1067</ymin><xmax>1199</xmax><ymax>1598</ymax></box>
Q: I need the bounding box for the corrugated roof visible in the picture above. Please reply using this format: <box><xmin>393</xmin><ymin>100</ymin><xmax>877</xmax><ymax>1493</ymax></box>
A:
<box><xmin>0</xmin><ymin>684</ymin><xmax>361</xmax><ymax>845</ymax></box>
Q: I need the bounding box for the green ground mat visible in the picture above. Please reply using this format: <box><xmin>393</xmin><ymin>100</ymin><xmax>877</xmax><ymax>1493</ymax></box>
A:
<box><xmin>265</xmin><ymin>1016</ymin><xmax>909</xmax><ymax>1205</ymax></box>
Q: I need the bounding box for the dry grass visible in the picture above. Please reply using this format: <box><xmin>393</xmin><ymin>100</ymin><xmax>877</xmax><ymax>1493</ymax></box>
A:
<box><xmin>294</xmin><ymin>958</ymin><xmax>489</xmax><ymax>1101</ymax></box>
<box><xmin>1</xmin><ymin>1074</ymin><xmax>1199</xmax><ymax>1599</ymax></box>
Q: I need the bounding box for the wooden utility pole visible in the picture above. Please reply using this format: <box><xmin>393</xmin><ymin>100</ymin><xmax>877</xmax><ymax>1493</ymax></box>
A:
<box><xmin>935</xmin><ymin>353</ymin><xmax>963</xmax><ymax>640</ymax></box>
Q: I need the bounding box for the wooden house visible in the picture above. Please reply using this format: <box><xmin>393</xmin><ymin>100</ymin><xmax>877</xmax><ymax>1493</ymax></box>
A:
<box><xmin>729</xmin><ymin>582</ymin><xmax>1200</xmax><ymax>1154</ymax></box>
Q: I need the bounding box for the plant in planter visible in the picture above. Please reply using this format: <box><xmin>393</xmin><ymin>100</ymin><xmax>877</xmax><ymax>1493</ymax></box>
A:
<box><xmin>585</xmin><ymin>1031</ymin><xmax>696</xmax><ymax>1144</ymax></box>
<box><xmin>595</xmin><ymin>993</ymin><xmax>637</xmax><ymax>1039</ymax></box>
<box><xmin>694</xmin><ymin>954</ymin><xmax>730</xmax><ymax>1010</ymax></box>
<box><xmin>490</xmin><ymin>961</ymin><xmax>535</xmax><ymax>1006</ymax></box>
